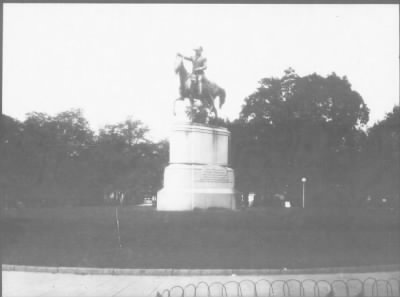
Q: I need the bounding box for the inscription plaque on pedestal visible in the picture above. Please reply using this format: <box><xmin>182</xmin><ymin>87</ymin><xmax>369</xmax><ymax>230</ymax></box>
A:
<box><xmin>196</xmin><ymin>166</ymin><xmax>231</xmax><ymax>183</ymax></box>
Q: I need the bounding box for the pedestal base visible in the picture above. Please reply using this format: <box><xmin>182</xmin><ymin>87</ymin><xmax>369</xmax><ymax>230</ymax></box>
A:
<box><xmin>157</xmin><ymin>188</ymin><xmax>236</xmax><ymax>211</ymax></box>
<box><xmin>157</xmin><ymin>123</ymin><xmax>236</xmax><ymax>211</ymax></box>
<box><xmin>157</xmin><ymin>163</ymin><xmax>236</xmax><ymax>211</ymax></box>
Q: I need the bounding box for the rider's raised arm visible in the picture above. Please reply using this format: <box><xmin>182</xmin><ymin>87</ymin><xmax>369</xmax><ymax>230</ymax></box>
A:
<box><xmin>177</xmin><ymin>53</ymin><xmax>193</xmax><ymax>61</ymax></box>
<box><xmin>183</xmin><ymin>55</ymin><xmax>193</xmax><ymax>62</ymax></box>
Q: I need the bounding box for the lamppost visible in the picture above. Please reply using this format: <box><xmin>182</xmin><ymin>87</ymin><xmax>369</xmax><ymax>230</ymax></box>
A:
<box><xmin>301</xmin><ymin>177</ymin><xmax>307</xmax><ymax>208</ymax></box>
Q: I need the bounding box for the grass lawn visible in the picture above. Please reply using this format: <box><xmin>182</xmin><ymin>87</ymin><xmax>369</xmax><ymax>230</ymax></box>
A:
<box><xmin>1</xmin><ymin>206</ymin><xmax>399</xmax><ymax>269</ymax></box>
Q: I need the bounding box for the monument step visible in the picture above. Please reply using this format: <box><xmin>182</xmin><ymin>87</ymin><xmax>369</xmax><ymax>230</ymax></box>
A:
<box><xmin>157</xmin><ymin>188</ymin><xmax>236</xmax><ymax>211</ymax></box>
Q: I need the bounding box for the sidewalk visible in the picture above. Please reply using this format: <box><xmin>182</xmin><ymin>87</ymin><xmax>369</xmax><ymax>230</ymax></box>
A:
<box><xmin>2</xmin><ymin>268</ymin><xmax>399</xmax><ymax>297</ymax></box>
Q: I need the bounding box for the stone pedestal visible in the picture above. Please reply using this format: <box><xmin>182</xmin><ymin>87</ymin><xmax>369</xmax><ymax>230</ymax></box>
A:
<box><xmin>157</xmin><ymin>123</ymin><xmax>236</xmax><ymax>211</ymax></box>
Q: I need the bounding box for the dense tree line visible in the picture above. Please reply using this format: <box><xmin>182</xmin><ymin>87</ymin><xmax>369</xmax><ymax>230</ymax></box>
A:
<box><xmin>228</xmin><ymin>69</ymin><xmax>398</xmax><ymax>208</ymax></box>
<box><xmin>1</xmin><ymin>69</ymin><xmax>398</xmax><ymax>208</ymax></box>
<box><xmin>0</xmin><ymin>110</ymin><xmax>168</xmax><ymax>207</ymax></box>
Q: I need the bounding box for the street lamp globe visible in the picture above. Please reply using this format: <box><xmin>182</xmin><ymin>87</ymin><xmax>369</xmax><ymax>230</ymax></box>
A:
<box><xmin>301</xmin><ymin>177</ymin><xmax>307</xmax><ymax>208</ymax></box>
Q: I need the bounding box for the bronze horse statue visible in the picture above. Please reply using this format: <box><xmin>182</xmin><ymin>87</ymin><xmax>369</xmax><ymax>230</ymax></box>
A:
<box><xmin>173</xmin><ymin>55</ymin><xmax>226</xmax><ymax>118</ymax></box>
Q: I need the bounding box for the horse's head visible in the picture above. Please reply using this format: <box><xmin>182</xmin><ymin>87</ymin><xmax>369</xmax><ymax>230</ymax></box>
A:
<box><xmin>174</xmin><ymin>54</ymin><xmax>185</xmax><ymax>74</ymax></box>
<box><xmin>175</xmin><ymin>55</ymin><xmax>183</xmax><ymax>74</ymax></box>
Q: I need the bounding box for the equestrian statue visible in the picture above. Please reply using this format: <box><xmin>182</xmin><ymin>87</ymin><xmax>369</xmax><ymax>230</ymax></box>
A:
<box><xmin>174</xmin><ymin>46</ymin><xmax>226</xmax><ymax>122</ymax></box>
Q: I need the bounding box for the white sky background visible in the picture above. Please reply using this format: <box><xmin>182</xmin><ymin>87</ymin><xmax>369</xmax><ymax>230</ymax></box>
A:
<box><xmin>3</xmin><ymin>4</ymin><xmax>399</xmax><ymax>140</ymax></box>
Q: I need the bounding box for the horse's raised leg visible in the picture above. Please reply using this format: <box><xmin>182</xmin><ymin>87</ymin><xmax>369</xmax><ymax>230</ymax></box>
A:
<box><xmin>213</xmin><ymin>104</ymin><xmax>218</xmax><ymax>118</ymax></box>
<box><xmin>209</xmin><ymin>94</ymin><xmax>218</xmax><ymax>118</ymax></box>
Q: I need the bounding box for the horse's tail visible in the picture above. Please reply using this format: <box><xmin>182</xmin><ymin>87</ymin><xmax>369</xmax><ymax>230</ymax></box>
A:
<box><xmin>219</xmin><ymin>88</ymin><xmax>226</xmax><ymax>108</ymax></box>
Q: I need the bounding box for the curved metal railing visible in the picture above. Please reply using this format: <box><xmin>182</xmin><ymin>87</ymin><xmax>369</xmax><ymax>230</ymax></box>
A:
<box><xmin>156</xmin><ymin>277</ymin><xmax>400</xmax><ymax>297</ymax></box>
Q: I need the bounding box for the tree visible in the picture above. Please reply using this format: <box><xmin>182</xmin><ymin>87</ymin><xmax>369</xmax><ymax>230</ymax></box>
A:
<box><xmin>20</xmin><ymin>109</ymin><xmax>95</xmax><ymax>206</ymax></box>
<box><xmin>231</xmin><ymin>68</ymin><xmax>369</xmax><ymax>206</ymax></box>
<box><xmin>0</xmin><ymin>115</ymin><xmax>26</xmax><ymax>208</ymax></box>
<box><xmin>1</xmin><ymin>110</ymin><xmax>169</xmax><ymax>207</ymax></box>
<box><xmin>359</xmin><ymin>105</ymin><xmax>400</xmax><ymax>207</ymax></box>
<box><xmin>93</xmin><ymin>118</ymin><xmax>168</xmax><ymax>204</ymax></box>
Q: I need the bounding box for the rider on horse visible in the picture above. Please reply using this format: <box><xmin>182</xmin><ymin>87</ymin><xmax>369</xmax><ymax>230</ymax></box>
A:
<box><xmin>177</xmin><ymin>46</ymin><xmax>207</xmax><ymax>97</ymax></box>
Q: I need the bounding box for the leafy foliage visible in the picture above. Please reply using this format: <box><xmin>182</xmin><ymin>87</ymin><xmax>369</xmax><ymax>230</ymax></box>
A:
<box><xmin>0</xmin><ymin>111</ymin><xmax>168</xmax><ymax>208</ymax></box>
<box><xmin>230</xmin><ymin>68</ymin><xmax>373</xmax><ymax>207</ymax></box>
<box><xmin>357</xmin><ymin>105</ymin><xmax>400</xmax><ymax>207</ymax></box>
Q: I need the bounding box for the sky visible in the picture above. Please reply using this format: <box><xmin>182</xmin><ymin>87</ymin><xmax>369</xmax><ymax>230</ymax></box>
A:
<box><xmin>3</xmin><ymin>4</ymin><xmax>399</xmax><ymax>140</ymax></box>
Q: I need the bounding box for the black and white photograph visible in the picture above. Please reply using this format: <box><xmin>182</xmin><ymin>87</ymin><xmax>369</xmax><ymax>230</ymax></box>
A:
<box><xmin>1</xmin><ymin>2</ymin><xmax>399</xmax><ymax>296</ymax></box>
